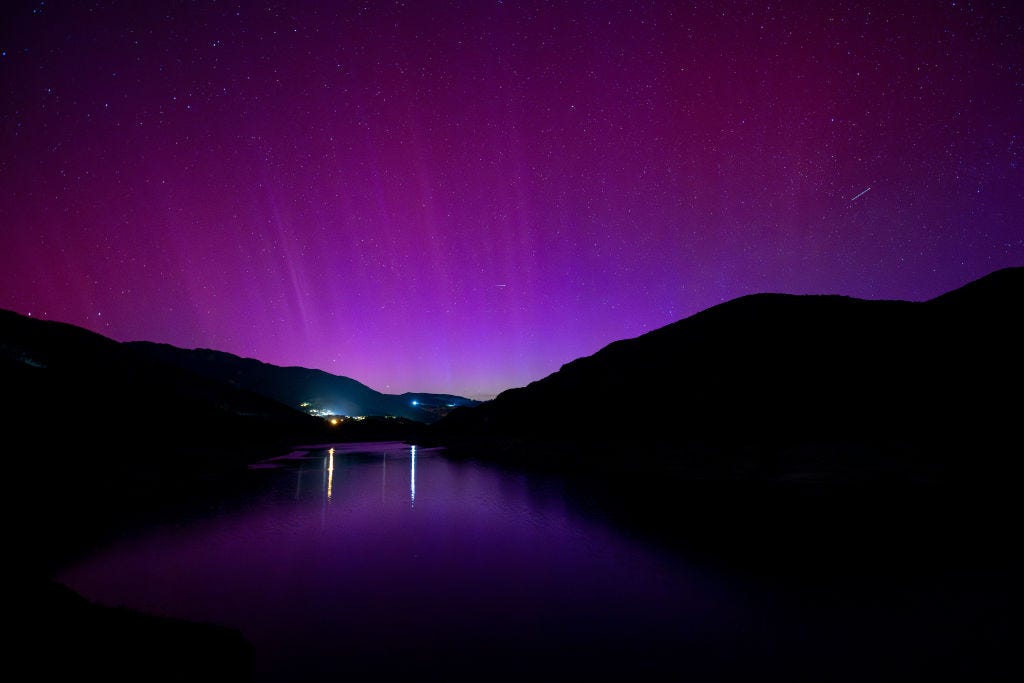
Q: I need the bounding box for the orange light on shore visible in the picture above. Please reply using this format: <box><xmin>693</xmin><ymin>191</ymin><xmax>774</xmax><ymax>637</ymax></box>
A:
<box><xmin>330</xmin><ymin>418</ymin><xmax>339</xmax><ymax>426</ymax></box>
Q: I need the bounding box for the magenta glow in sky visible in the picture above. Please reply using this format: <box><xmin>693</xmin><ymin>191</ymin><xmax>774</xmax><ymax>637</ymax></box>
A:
<box><xmin>2</xmin><ymin>1</ymin><xmax>1022</xmax><ymax>398</ymax></box>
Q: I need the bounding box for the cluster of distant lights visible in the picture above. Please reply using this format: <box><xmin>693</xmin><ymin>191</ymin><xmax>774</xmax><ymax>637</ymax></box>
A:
<box><xmin>300</xmin><ymin>399</ymin><xmax>461</xmax><ymax>424</ymax></box>
<box><xmin>297</xmin><ymin>399</ymin><xmax>462</xmax><ymax>426</ymax></box>
<box><xmin>298</xmin><ymin>401</ymin><xmax>367</xmax><ymax>425</ymax></box>
<box><xmin>321</xmin><ymin>415</ymin><xmax>372</xmax><ymax>426</ymax></box>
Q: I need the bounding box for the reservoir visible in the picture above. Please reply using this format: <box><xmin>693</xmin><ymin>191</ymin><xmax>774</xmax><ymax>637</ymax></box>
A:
<box><xmin>58</xmin><ymin>442</ymin><xmax>738</xmax><ymax>680</ymax></box>
<box><xmin>57</xmin><ymin>441</ymin><xmax>1012</xmax><ymax>681</ymax></box>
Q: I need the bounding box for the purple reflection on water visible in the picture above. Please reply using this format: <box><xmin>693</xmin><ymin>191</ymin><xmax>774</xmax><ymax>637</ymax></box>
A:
<box><xmin>59</xmin><ymin>442</ymin><xmax>737</xmax><ymax>679</ymax></box>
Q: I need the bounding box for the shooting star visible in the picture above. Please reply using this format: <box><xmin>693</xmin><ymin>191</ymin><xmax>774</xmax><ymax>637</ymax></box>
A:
<box><xmin>850</xmin><ymin>187</ymin><xmax>872</xmax><ymax>202</ymax></box>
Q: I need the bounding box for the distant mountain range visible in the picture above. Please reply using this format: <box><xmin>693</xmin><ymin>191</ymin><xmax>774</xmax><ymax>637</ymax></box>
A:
<box><xmin>4</xmin><ymin>265</ymin><xmax>1019</xmax><ymax>468</ymax></box>
<box><xmin>0</xmin><ymin>310</ymin><xmax>478</xmax><ymax>457</ymax></box>
<box><xmin>436</xmin><ymin>267</ymin><xmax>1023</xmax><ymax>478</ymax></box>
<box><xmin>0</xmin><ymin>309</ymin><xmax>323</xmax><ymax>448</ymax></box>
<box><xmin>127</xmin><ymin>342</ymin><xmax>478</xmax><ymax>424</ymax></box>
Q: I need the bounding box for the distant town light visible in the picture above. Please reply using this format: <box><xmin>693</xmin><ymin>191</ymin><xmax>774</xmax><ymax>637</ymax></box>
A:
<box><xmin>411</xmin><ymin>400</ymin><xmax>419</xmax><ymax>406</ymax></box>
<box><xmin>329</xmin><ymin>418</ymin><xmax>339</xmax><ymax>426</ymax></box>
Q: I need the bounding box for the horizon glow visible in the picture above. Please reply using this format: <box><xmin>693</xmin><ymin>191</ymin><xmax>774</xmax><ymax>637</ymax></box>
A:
<box><xmin>1</xmin><ymin>1</ymin><xmax>1022</xmax><ymax>399</ymax></box>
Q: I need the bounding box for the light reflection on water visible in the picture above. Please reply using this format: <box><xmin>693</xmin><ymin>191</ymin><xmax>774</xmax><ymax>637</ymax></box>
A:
<box><xmin>57</xmin><ymin>442</ymin><xmax>734</xmax><ymax>680</ymax></box>
<box><xmin>326</xmin><ymin>447</ymin><xmax>334</xmax><ymax>500</ymax></box>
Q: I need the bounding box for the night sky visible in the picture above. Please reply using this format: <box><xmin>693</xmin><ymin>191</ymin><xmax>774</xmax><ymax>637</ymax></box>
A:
<box><xmin>2</xmin><ymin>1</ymin><xmax>1021</xmax><ymax>399</ymax></box>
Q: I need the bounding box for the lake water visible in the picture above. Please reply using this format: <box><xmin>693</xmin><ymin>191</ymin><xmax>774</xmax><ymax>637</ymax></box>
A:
<box><xmin>56</xmin><ymin>441</ymin><xmax>1016</xmax><ymax>681</ymax></box>
<box><xmin>57</xmin><ymin>442</ymin><xmax>748</xmax><ymax>680</ymax></box>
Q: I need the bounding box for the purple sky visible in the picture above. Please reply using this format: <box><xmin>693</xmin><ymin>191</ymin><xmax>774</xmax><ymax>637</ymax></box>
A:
<box><xmin>2</xmin><ymin>1</ymin><xmax>1021</xmax><ymax>399</ymax></box>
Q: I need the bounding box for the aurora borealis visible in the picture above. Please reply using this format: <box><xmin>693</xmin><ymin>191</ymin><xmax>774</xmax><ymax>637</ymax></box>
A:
<box><xmin>2</xmin><ymin>1</ymin><xmax>1021</xmax><ymax>398</ymax></box>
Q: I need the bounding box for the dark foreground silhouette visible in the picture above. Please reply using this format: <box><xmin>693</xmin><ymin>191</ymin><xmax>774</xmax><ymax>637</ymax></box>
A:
<box><xmin>435</xmin><ymin>267</ymin><xmax>1022</xmax><ymax>484</ymax></box>
<box><xmin>129</xmin><ymin>341</ymin><xmax>478</xmax><ymax>423</ymax></box>
<box><xmin>16</xmin><ymin>575</ymin><xmax>252</xmax><ymax>682</ymax></box>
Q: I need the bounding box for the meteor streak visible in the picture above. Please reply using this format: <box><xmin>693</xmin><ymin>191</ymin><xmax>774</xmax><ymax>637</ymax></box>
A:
<box><xmin>850</xmin><ymin>187</ymin><xmax>872</xmax><ymax>202</ymax></box>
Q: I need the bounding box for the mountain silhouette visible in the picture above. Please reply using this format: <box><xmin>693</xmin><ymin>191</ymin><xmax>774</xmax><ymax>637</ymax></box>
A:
<box><xmin>1</xmin><ymin>306</ymin><xmax>337</xmax><ymax>583</ymax></box>
<box><xmin>1</xmin><ymin>309</ymin><xmax>323</xmax><ymax>448</ymax></box>
<box><xmin>127</xmin><ymin>342</ymin><xmax>478</xmax><ymax>423</ymax></box>
<box><xmin>435</xmin><ymin>267</ymin><xmax>1023</xmax><ymax>480</ymax></box>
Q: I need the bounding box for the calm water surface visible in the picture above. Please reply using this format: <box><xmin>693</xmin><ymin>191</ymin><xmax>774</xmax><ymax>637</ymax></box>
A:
<box><xmin>58</xmin><ymin>442</ymin><xmax>743</xmax><ymax>680</ymax></box>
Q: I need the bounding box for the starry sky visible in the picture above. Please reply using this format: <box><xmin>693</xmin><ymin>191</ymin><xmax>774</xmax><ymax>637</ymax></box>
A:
<box><xmin>2</xmin><ymin>1</ymin><xmax>1022</xmax><ymax>399</ymax></box>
